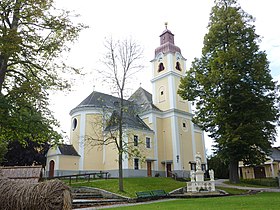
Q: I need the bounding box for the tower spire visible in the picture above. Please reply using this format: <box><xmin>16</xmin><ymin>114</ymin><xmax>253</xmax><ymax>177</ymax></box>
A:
<box><xmin>165</xmin><ymin>22</ymin><xmax>168</xmax><ymax>29</ymax></box>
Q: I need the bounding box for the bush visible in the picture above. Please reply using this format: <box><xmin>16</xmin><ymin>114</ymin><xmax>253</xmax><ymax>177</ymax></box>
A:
<box><xmin>207</xmin><ymin>155</ymin><xmax>229</xmax><ymax>179</ymax></box>
<box><xmin>240</xmin><ymin>178</ymin><xmax>278</xmax><ymax>187</ymax></box>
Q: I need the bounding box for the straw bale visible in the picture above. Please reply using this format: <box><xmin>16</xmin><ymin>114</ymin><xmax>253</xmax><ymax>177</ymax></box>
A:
<box><xmin>0</xmin><ymin>178</ymin><xmax>72</xmax><ymax>210</ymax></box>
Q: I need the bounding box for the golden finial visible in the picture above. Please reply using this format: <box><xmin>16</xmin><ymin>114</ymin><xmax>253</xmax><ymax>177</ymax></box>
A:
<box><xmin>164</xmin><ymin>22</ymin><xmax>168</xmax><ymax>29</ymax></box>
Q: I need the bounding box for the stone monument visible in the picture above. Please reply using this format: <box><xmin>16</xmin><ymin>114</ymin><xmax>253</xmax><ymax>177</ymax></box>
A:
<box><xmin>194</xmin><ymin>153</ymin><xmax>204</xmax><ymax>182</ymax></box>
<box><xmin>186</xmin><ymin>152</ymin><xmax>215</xmax><ymax>193</ymax></box>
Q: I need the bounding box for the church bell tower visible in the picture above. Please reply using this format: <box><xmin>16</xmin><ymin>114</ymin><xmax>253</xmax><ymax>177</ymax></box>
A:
<box><xmin>151</xmin><ymin>23</ymin><xmax>190</xmax><ymax>113</ymax></box>
<box><xmin>150</xmin><ymin>24</ymin><xmax>200</xmax><ymax>174</ymax></box>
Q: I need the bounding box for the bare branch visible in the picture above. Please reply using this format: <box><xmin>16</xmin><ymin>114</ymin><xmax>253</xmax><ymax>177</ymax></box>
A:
<box><xmin>87</xmin><ymin>36</ymin><xmax>144</xmax><ymax>192</ymax></box>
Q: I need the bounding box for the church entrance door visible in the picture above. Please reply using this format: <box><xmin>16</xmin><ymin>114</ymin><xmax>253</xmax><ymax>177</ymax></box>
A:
<box><xmin>166</xmin><ymin>163</ymin><xmax>172</xmax><ymax>177</ymax></box>
<box><xmin>147</xmin><ymin>161</ymin><xmax>152</xmax><ymax>177</ymax></box>
<box><xmin>49</xmin><ymin>160</ymin><xmax>55</xmax><ymax>177</ymax></box>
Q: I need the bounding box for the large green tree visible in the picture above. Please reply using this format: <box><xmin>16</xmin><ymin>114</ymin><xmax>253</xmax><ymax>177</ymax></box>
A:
<box><xmin>0</xmin><ymin>0</ymin><xmax>86</xmax><ymax>148</ymax></box>
<box><xmin>178</xmin><ymin>0</ymin><xmax>279</xmax><ymax>183</ymax></box>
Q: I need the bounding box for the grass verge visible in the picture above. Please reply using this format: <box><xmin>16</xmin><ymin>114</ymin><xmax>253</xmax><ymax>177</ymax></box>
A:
<box><xmin>70</xmin><ymin>177</ymin><xmax>187</xmax><ymax>198</ymax></box>
<box><xmin>216</xmin><ymin>186</ymin><xmax>248</xmax><ymax>195</ymax></box>
<box><xmin>106</xmin><ymin>192</ymin><xmax>280</xmax><ymax>210</ymax></box>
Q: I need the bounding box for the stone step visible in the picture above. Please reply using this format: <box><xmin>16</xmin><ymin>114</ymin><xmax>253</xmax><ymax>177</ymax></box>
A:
<box><xmin>72</xmin><ymin>198</ymin><xmax>128</xmax><ymax>208</ymax></box>
<box><xmin>71</xmin><ymin>188</ymin><xmax>100</xmax><ymax>193</ymax></box>
<box><xmin>72</xmin><ymin>193</ymin><xmax>103</xmax><ymax>199</ymax></box>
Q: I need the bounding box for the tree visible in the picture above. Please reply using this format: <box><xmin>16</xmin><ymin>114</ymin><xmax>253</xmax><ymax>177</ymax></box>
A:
<box><xmin>0</xmin><ymin>139</ymin><xmax>7</xmax><ymax>162</ymax></box>
<box><xmin>0</xmin><ymin>0</ymin><xmax>85</xmax><ymax>92</ymax></box>
<box><xmin>207</xmin><ymin>154</ymin><xmax>229</xmax><ymax>179</ymax></box>
<box><xmin>0</xmin><ymin>78</ymin><xmax>62</xmax><ymax>145</ymax></box>
<box><xmin>178</xmin><ymin>0</ymin><xmax>280</xmax><ymax>183</ymax></box>
<box><xmin>0</xmin><ymin>0</ymin><xmax>86</xmax><ymax>148</ymax></box>
<box><xmin>94</xmin><ymin>37</ymin><xmax>143</xmax><ymax>191</ymax></box>
<box><xmin>1</xmin><ymin>138</ymin><xmax>49</xmax><ymax>166</ymax></box>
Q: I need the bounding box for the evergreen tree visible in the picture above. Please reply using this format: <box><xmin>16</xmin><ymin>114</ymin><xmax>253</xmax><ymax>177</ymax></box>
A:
<box><xmin>178</xmin><ymin>0</ymin><xmax>279</xmax><ymax>183</ymax></box>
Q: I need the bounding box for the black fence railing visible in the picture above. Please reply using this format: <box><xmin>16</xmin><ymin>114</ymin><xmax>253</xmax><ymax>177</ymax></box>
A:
<box><xmin>46</xmin><ymin>171</ymin><xmax>109</xmax><ymax>184</ymax></box>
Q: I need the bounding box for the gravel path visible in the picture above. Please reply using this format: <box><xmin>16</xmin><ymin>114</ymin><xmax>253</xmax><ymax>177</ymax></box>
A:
<box><xmin>215</xmin><ymin>179</ymin><xmax>280</xmax><ymax>192</ymax></box>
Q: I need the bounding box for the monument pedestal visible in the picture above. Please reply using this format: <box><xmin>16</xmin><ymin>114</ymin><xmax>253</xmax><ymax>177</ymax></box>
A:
<box><xmin>187</xmin><ymin>180</ymin><xmax>215</xmax><ymax>192</ymax></box>
<box><xmin>195</xmin><ymin>170</ymin><xmax>204</xmax><ymax>182</ymax></box>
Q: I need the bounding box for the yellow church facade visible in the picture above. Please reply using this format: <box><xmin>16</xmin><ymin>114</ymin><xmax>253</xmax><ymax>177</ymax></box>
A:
<box><xmin>46</xmin><ymin>27</ymin><xmax>206</xmax><ymax>178</ymax></box>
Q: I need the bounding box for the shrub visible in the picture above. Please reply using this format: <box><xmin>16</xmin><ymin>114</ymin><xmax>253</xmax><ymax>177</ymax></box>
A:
<box><xmin>240</xmin><ymin>178</ymin><xmax>278</xmax><ymax>187</ymax></box>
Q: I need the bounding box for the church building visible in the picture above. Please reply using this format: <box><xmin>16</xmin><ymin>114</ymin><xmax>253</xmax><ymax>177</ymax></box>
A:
<box><xmin>46</xmin><ymin>26</ymin><xmax>207</xmax><ymax>178</ymax></box>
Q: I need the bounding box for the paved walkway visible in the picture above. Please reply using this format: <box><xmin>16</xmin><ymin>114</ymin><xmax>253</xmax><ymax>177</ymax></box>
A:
<box><xmin>215</xmin><ymin>179</ymin><xmax>280</xmax><ymax>192</ymax></box>
<box><xmin>73</xmin><ymin>199</ymin><xmax>175</xmax><ymax>210</ymax></box>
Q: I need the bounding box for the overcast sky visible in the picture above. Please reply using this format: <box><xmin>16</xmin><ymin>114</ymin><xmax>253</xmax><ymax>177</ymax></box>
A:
<box><xmin>51</xmin><ymin>0</ymin><xmax>280</xmax><ymax>153</ymax></box>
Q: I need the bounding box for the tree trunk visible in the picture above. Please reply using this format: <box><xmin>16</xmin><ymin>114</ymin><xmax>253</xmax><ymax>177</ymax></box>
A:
<box><xmin>0</xmin><ymin>69</ymin><xmax>6</xmax><ymax>93</ymax></box>
<box><xmin>118</xmin><ymin>96</ymin><xmax>124</xmax><ymax>192</ymax></box>
<box><xmin>0</xmin><ymin>0</ymin><xmax>20</xmax><ymax>93</ymax></box>
<box><xmin>229</xmin><ymin>160</ymin><xmax>239</xmax><ymax>183</ymax></box>
<box><xmin>0</xmin><ymin>57</ymin><xmax>8</xmax><ymax>93</ymax></box>
<box><xmin>118</xmin><ymin>150</ymin><xmax>123</xmax><ymax>192</ymax></box>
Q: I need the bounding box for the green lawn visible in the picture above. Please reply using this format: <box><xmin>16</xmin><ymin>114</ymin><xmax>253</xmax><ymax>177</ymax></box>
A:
<box><xmin>215</xmin><ymin>186</ymin><xmax>247</xmax><ymax>195</ymax></box>
<box><xmin>70</xmin><ymin>177</ymin><xmax>187</xmax><ymax>198</ymax></box>
<box><xmin>70</xmin><ymin>177</ymin><xmax>248</xmax><ymax>197</ymax></box>
<box><xmin>107</xmin><ymin>192</ymin><xmax>280</xmax><ymax>210</ymax></box>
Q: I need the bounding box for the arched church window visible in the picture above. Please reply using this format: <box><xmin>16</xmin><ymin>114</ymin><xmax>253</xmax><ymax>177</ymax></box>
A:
<box><xmin>175</xmin><ymin>62</ymin><xmax>182</xmax><ymax>71</ymax></box>
<box><xmin>158</xmin><ymin>62</ymin><xmax>165</xmax><ymax>72</ymax></box>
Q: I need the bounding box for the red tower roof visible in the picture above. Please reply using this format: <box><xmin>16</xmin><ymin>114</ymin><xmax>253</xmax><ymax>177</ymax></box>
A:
<box><xmin>155</xmin><ymin>24</ymin><xmax>181</xmax><ymax>56</ymax></box>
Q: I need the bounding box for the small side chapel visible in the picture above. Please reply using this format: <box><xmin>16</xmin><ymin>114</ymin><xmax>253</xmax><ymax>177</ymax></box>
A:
<box><xmin>46</xmin><ymin>26</ymin><xmax>207</xmax><ymax>178</ymax></box>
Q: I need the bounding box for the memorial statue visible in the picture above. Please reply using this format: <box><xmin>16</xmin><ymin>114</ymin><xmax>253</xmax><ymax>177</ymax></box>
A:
<box><xmin>209</xmin><ymin>169</ymin><xmax>214</xmax><ymax>181</ymax></box>
<box><xmin>195</xmin><ymin>152</ymin><xmax>202</xmax><ymax>171</ymax></box>
<box><xmin>190</xmin><ymin>170</ymin><xmax>195</xmax><ymax>182</ymax></box>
